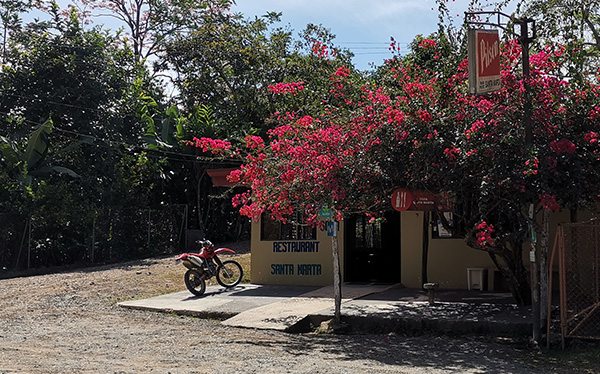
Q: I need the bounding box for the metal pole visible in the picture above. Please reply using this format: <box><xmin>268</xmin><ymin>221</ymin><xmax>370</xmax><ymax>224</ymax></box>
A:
<box><xmin>521</xmin><ymin>20</ymin><xmax>533</xmax><ymax>147</ymax></box>
<box><xmin>185</xmin><ymin>205</ymin><xmax>189</xmax><ymax>250</ymax></box>
<box><xmin>91</xmin><ymin>214</ymin><xmax>96</xmax><ymax>263</ymax></box>
<box><xmin>519</xmin><ymin>19</ymin><xmax>540</xmax><ymax>344</ymax></box>
<box><xmin>147</xmin><ymin>208</ymin><xmax>151</xmax><ymax>249</ymax></box>
<box><xmin>27</xmin><ymin>215</ymin><xmax>31</xmax><ymax>270</ymax></box>
<box><xmin>464</xmin><ymin>11</ymin><xmax>539</xmax><ymax>342</ymax></box>
<box><xmin>529</xmin><ymin>203</ymin><xmax>540</xmax><ymax>343</ymax></box>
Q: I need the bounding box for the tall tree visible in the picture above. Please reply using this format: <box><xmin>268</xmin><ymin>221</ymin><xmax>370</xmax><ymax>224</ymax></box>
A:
<box><xmin>165</xmin><ymin>12</ymin><xmax>356</xmax><ymax>138</ymax></box>
<box><xmin>0</xmin><ymin>5</ymin><xmax>166</xmax><ymax>266</ymax></box>
<box><xmin>516</xmin><ymin>0</ymin><xmax>600</xmax><ymax>82</ymax></box>
<box><xmin>0</xmin><ymin>0</ymin><xmax>37</xmax><ymax>63</ymax></box>
<box><xmin>69</xmin><ymin>0</ymin><xmax>233</xmax><ymax>61</ymax></box>
<box><xmin>197</xmin><ymin>31</ymin><xmax>600</xmax><ymax>306</ymax></box>
<box><xmin>190</xmin><ymin>65</ymin><xmax>378</xmax><ymax>322</ymax></box>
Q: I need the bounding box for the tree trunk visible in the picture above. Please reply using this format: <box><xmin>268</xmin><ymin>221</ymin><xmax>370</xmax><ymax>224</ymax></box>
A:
<box><xmin>331</xmin><ymin>234</ymin><xmax>342</xmax><ymax>323</ymax></box>
<box><xmin>489</xmin><ymin>249</ymin><xmax>532</xmax><ymax>305</ymax></box>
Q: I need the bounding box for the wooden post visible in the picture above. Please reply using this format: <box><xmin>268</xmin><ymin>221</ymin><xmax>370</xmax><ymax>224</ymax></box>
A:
<box><xmin>331</xmin><ymin>232</ymin><xmax>342</xmax><ymax>323</ymax></box>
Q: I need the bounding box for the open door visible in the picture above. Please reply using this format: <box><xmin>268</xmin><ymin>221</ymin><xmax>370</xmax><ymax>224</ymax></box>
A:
<box><xmin>344</xmin><ymin>211</ymin><xmax>401</xmax><ymax>283</ymax></box>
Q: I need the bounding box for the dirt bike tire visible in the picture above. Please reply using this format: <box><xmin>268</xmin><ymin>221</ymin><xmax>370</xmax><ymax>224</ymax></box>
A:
<box><xmin>184</xmin><ymin>269</ymin><xmax>206</xmax><ymax>296</ymax></box>
<box><xmin>216</xmin><ymin>260</ymin><xmax>243</xmax><ymax>288</ymax></box>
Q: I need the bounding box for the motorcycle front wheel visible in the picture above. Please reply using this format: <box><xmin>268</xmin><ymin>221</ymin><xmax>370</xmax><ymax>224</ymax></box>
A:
<box><xmin>184</xmin><ymin>269</ymin><xmax>206</xmax><ymax>296</ymax></box>
<box><xmin>216</xmin><ymin>260</ymin><xmax>243</xmax><ymax>288</ymax></box>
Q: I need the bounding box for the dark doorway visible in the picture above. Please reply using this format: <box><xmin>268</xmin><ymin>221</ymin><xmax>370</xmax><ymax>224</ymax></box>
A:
<box><xmin>344</xmin><ymin>211</ymin><xmax>401</xmax><ymax>283</ymax></box>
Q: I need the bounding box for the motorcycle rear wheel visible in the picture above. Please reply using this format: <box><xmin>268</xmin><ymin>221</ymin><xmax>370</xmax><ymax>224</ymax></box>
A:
<box><xmin>184</xmin><ymin>269</ymin><xmax>206</xmax><ymax>296</ymax></box>
<box><xmin>216</xmin><ymin>260</ymin><xmax>243</xmax><ymax>288</ymax></box>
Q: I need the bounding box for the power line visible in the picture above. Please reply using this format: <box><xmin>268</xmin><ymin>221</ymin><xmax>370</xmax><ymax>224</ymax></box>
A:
<box><xmin>1</xmin><ymin>92</ymin><xmax>115</xmax><ymax>114</ymax></box>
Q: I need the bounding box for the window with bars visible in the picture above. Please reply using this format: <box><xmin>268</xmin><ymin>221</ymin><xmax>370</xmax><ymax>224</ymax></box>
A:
<box><xmin>354</xmin><ymin>216</ymin><xmax>383</xmax><ymax>249</ymax></box>
<box><xmin>261</xmin><ymin>212</ymin><xmax>317</xmax><ymax>241</ymax></box>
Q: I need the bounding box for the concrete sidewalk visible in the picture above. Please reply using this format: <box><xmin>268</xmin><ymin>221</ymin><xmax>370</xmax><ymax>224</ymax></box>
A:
<box><xmin>118</xmin><ymin>284</ymin><xmax>532</xmax><ymax>337</ymax></box>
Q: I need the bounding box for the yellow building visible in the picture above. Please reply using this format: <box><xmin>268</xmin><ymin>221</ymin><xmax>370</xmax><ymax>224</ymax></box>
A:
<box><xmin>208</xmin><ymin>169</ymin><xmax>572</xmax><ymax>291</ymax></box>
<box><xmin>251</xmin><ymin>211</ymin><xmax>509</xmax><ymax>290</ymax></box>
<box><xmin>250</xmin><ymin>206</ymin><xmax>578</xmax><ymax>291</ymax></box>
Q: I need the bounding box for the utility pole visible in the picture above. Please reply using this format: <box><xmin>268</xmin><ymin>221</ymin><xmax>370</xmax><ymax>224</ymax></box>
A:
<box><xmin>518</xmin><ymin>16</ymin><xmax>541</xmax><ymax>345</ymax></box>
<box><xmin>465</xmin><ymin>11</ymin><xmax>540</xmax><ymax>343</ymax></box>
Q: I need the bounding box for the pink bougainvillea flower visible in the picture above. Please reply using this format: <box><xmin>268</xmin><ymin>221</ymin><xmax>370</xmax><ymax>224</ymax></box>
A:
<box><xmin>539</xmin><ymin>194</ymin><xmax>560</xmax><ymax>212</ymax></box>
<box><xmin>550</xmin><ymin>138</ymin><xmax>576</xmax><ymax>154</ymax></box>
<box><xmin>475</xmin><ymin>221</ymin><xmax>495</xmax><ymax>247</ymax></box>
<box><xmin>268</xmin><ymin>81</ymin><xmax>305</xmax><ymax>95</ymax></box>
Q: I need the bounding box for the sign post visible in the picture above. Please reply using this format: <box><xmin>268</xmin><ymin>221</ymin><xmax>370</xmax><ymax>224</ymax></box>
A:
<box><xmin>465</xmin><ymin>10</ymin><xmax>539</xmax><ymax>343</ymax></box>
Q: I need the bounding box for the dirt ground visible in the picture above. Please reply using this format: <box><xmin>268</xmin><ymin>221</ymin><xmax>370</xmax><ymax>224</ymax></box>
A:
<box><xmin>0</xmin><ymin>244</ymin><xmax>597</xmax><ymax>374</ymax></box>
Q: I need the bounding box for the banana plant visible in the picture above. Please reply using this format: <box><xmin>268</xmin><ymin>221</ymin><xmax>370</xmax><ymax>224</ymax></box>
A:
<box><xmin>141</xmin><ymin>101</ymin><xmax>186</xmax><ymax>149</ymax></box>
<box><xmin>0</xmin><ymin>118</ymin><xmax>79</xmax><ymax>188</ymax></box>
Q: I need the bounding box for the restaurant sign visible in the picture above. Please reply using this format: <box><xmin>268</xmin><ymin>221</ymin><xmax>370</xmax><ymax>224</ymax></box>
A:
<box><xmin>468</xmin><ymin>29</ymin><xmax>501</xmax><ymax>94</ymax></box>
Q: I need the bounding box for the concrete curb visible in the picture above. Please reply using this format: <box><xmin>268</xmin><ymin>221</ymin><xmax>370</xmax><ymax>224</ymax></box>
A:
<box><xmin>120</xmin><ymin>303</ymin><xmax>237</xmax><ymax>321</ymax></box>
<box><xmin>307</xmin><ymin>313</ymin><xmax>532</xmax><ymax>337</ymax></box>
<box><xmin>118</xmin><ymin>285</ymin><xmax>533</xmax><ymax>337</ymax></box>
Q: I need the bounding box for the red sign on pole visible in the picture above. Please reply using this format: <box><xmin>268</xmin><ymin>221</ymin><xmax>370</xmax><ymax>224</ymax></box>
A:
<box><xmin>391</xmin><ymin>189</ymin><xmax>412</xmax><ymax>211</ymax></box>
<box><xmin>468</xmin><ymin>29</ymin><xmax>501</xmax><ymax>94</ymax></box>
<box><xmin>391</xmin><ymin>189</ymin><xmax>453</xmax><ymax>212</ymax></box>
<box><xmin>411</xmin><ymin>190</ymin><xmax>438</xmax><ymax>210</ymax></box>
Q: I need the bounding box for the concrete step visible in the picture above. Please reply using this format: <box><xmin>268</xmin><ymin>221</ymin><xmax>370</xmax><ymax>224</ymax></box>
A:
<box><xmin>221</xmin><ymin>283</ymin><xmax>398</xmax><ymax>332</ymax></box>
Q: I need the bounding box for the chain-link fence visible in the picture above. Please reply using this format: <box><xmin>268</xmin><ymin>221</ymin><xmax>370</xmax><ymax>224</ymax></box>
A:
<box><xmin>551</xmin><ymin>220</ymin><xmax>600</xmax><ymax>345</ymax></box>
<box><xmin>0</xmin><ymin>205</ymin><xmax>188</xmax><ymax>271</ymax></box>
<box><xmin>0</xmin><ymin>213</ymin><xmax>30</xmax><ymax>270</ymax></box>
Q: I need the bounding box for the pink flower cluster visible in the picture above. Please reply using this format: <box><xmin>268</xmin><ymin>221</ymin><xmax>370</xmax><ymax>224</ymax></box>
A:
<box><xmin>268</xmin><ymin>81</ymin><xmax>305</xmax><ymax>95</ymax></box>
<box><xmin>244</xmin><ymin>135</ymin><xmax>265</xmax><ymax>151</ymax></box>
<box><xmin>524</xmin><ymin>158</ymin><xmax>539</xmax><ymax>176</ymax></box>
<box><xmin>550</xmin><ymin>138</ymin><xmax>576</xmax><ymax>154</ymax></box>
<box><xmin>465</xmin><ymin>120</ymin><xmax>486</xmax><ymax>139</ymax></box>
<box><xmin>334</xmin><ymin>66</ymin><xmax>350</xmax><ymax>77</ymax></box>
<box><xmin>539</xmin><ymin>194</ymin><xmax>560</xmax><ymax>212</ymax></box>
<box><xmin>584</xmin><ymin>132</ymin><xmax>598</xmax><ymax>145</ymax></box>
<box><xmin>419</xmin><ymin>39</ymin><xmax>436</xmax><ymax>49</ymax></box>
<box><xmin>227</xmin><ymin>169</ymin><xmax>243</xmax><ymax>183</ymax></box>
<box><xmin>475</xmin><ymin>221</ymin><xmax>495</xmax><ymax>246</ymax></box>
<box><xmin>444</xmin><ymin>146</ymin><xmax>460</xmax><ymax>161</ymax></box>
<box><xmin>192</xmin><ymin>137</ymin><xmax>231</xmax><ymax>154</ymax></box>
<box><xmin>311</xmin><ymin>41</ymin><xmax>329</xmax><ymax>58</ymax></box>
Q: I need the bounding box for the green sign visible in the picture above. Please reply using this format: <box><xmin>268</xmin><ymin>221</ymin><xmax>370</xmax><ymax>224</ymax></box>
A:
<box><xmin>318</xmin><ymin>207</ymin><xmax>332</xmax><ymax>220</ymax></box>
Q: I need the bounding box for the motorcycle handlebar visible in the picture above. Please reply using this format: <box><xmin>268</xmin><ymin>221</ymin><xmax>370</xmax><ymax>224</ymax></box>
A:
<box><xmin>196</xmin><ymin>239</ymin><xmax>214</xmax><ymax>248</ymax></box>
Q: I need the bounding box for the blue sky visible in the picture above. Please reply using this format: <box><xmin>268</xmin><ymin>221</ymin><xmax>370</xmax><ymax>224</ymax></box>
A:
<box><xmin>36</xmin><ymin>0</ymin><xmax>517</xmax><ymax>70</ymax></box>
<box><xmin>231</xmin><ymin>0</ymin><xmax>474</xmax><ymax>70</ymax></box>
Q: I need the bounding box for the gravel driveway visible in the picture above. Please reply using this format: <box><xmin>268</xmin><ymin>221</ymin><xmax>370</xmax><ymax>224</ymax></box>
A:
<box><xmin>0</xmin><ymin>257</ymin><xmax>562</xmax><ymax>373</ymax></box>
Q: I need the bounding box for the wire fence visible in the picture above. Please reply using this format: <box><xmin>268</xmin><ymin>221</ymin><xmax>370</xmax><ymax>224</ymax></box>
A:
<box><xmin>550</xmin><ymin>219</ymin><xmax>600</xmax><ymax>346</ymax></box>
<box><xmin>0</xmin><ymin>205</ymin><xmax>188</xmax><ymax>271</ymax></box>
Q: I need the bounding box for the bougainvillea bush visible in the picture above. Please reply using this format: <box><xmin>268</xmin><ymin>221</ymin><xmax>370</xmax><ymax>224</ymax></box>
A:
<box><xmin>191</xmin><ymin>37</ymin><xmax>600</xmax><ymax>305</ymax></box>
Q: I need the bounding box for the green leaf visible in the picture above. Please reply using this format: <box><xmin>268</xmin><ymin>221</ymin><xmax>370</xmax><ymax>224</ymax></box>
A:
<box><xmin>34</xmin><ymin>165</ymin><xmax>79</xmax><ymax>178</ymax></box>
<box><xmin>142</xmin><ymin>134</ymin><xmax>157</xmax><ymax>146</ymax></box>
<box><xmin>23</xmin><ymin>118</ymin><xmax>53</xmax><ymax>169</ymax></box>
<box><xmin>0</xmin><ymin>136</ymin><xmax>20</xmax><ymax>166</ymax></box>
<box><xmin>160</xmin><ymin>116</ymin><xmax>175</xmax><ymax>147</ymax></box>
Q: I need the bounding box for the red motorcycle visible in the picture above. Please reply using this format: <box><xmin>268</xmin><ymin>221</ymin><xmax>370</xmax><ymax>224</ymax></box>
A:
<box><xmin>175</xmin><ymin>239</ymin><xmax>243</xmax><ymax>296</ymax></box>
